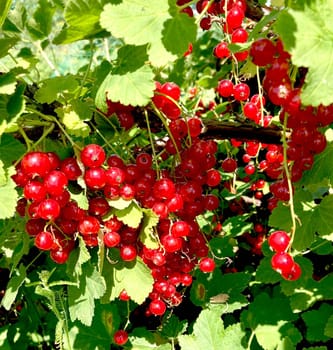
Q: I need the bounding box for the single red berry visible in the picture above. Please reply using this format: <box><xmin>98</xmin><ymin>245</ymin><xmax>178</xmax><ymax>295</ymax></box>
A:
<box><xmin>281</xmin><ymin>262</ymin><xmax>302</xmax><ymax>281</ymax></box>
<box><xmin>35</xmin><ymin>231</ymin><xmax>55</xmax><ymax>250</ymax></box>
<box><xmin>21</xmin><ymin>151</ymin><xmax>52</xmax><ymax>178</ymax></box>
<box><xmin>268</xmin><ymin>230</ymin><xmax>290</xmax><ymax>252</ymax></box>
<box><xmin>218</xmin><ymin>79</ymin><xmax>234</xmax><ymax>97</ymax></box>
<box><xmin>221</xmin><ymin>158</ymin><xmax>237</xmax><ymax>172</ymax></box>
<box><xmin>271</xmin><ymin>252</ymin><xmax>294</xmax><ymax>275</ymax></box>
<box><xmin>103</xmin><ymin>231</ymin><xmax>121</xmax><ymax>248</ymax></box>
<box><xmin>120</xmin><ymin>245</ymin><xmax>137</xmax><ymax>261</ymax></box>
<box><xmin>113</xmin><ymin>330</ymin><xmax>128</xmax><ymax>346</ymax></box>
<box><xmin>199</xmin><ymin>257</ymin><xmax>215</xmax><ymax>273</ymax></box>
<box><xmin>81</xmin><ymin>144</ymin><xmax>106</xmax><ymax>168</ymax></box>
<box><xmin>37</xmin><ymin>198</ymin><xmax>61</xmax><ymax>221</ymax></box>
<box><xmin>149</xmin><ymin>299</ymin><xmax>167</xmax><ymax>316</ymax></box>
<box><xmin>233</xmin><ymin>83</ymin><xmax>250</xmax><ymax>101</ymax></box>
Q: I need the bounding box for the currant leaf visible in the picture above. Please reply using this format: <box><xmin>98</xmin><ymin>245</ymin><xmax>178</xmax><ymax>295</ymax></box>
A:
<box><xmin>100</xmin><ymin>0</ymin><xmax>175</xmax><ymax>66</ymax></box>
<box><xmin>102</xmin><ymin>257</ymin><xmax>153</xmax><ymax>305</ymax></box>
<box><xmin>178</xmin><ymin>306</ymin><xmax>226</xmax><ymax>350</ymax></box>
<box><xmin>139</xmin><ymin>208</ymin><xmax>159</xmax><ymax>249</ymax></box>
<box><xmin>95</xmin><ymin>65</ymin><xmax>155</xmax><ymax>110</ymax></box>
<box><xmin>113</xmin><ymin>201</ymin><xmax>143</xmax><ymax>229</ymax></box>
<box><xmin>68</xmin><ymin>264</ymin><xmax>106</xmax><ymax>327</ymax></box>
<box><xmin>53</xmin><ymin>0</ymin><xmax>107</xmax><ymax>44</ymax></box>
<box><xmin>275</xmin><ymin>0</ymin><xmax>333</xmax><ymax>105</ymax></box>
<box><xmin>35</xmin><ymin>76</ymin><xmax>79</xmax><ymax>104</ymax></box>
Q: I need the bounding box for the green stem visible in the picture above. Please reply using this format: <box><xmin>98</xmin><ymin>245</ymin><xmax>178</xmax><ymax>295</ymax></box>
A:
<box><xmin>77</xmin><ymin>40</ymin><xmax>94</xmax><ymax>99</ymax></box>
<box><xmin>247</xmin><ymin>330</ymin><xmax>255</xmax><ymax>350</ymax></box>
<box><xmin>34</xmin><ymin>40</ymin><xmax>61</xmax><ymax>76</ymax></box>
<box><xmin>281</xmin><ymin>112</ymin><xmax>298</xmax><ymax>247</ymax></box>
<box><xmin>151</xmin><ymin>103</ymin><xmax>181</xmax><ymax>164</ymax></box>
<box><xmin>144</xmin><ymin>109</ymin><xmax>160</xmax><ymax>177</ymax></box>
<box><xmin>195</xmin><ymin>0</ymin><xmax>215</xmax><ymax>25</ymax></box>
<box><xmin>26</xmin><ymin>108</ymin><xmax>77</xmax><ymax>148</ymax></box>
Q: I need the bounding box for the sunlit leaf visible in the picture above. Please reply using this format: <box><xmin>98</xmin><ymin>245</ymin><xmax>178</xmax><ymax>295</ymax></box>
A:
<box><xmin>275</xmin><ymin>0</ymin><xmax>333</xmax><ymax>105</ymax></box>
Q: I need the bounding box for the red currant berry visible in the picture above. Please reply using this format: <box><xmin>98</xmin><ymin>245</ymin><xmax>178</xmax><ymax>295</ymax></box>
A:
<box><xmin>199</xmin><ymin>257</ymin><xmax>215</xmax><ymax>273</ymax></box>
<box><xmin>268</xmin><ymin>230</ymin><xmax>290</xmax><ymax>252</ymax></box>
<box><xmin>113</xmin><ymin>330</ymin><xmax>128</xmax><ymax>346</ymax></box>
<box><xmin>149</xmin><ymin>299</ymin><xmax>167</xmax><ymax>316</ymax></box>
<box><xmin>81</xmin><ymin>144</ymin><xmax>106</xmax><ymax>168</ymax></box>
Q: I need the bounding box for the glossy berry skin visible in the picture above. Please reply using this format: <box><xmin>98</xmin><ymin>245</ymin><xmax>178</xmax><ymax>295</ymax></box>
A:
<box><xmin>113</xmin><ymin>330</ymin><xmax>128</xmax><ymax>346</ymax></box>
<box><xmin>50</xmin><ymin>249</ymin><xmax>70</xmax><ymax>264</ymax></box>
<box><xmin>199</xmin><ymin>257</ymin><xmax>215</xmax><ymax>273</ymax></box>
<box><xmin>281</xmin><ymin>262</ymin><xmax>302</xmax><ymax>281</ymax></box>
<box><xmin>80</xmin><ymin>144</ymin><xmax>106</xmax><ymax>168</ymax></box>
<box><xmin>78</xmin><ymin>216</ymin><xmax>100</xmax><ymax>236</ymax></box>
<box><xmin>218</xmin><ymin>79</ymin><xmax>233</xmax><ymax>97</ymax></box>
<box><xmin>153</xmin><ymin>178</ymin><xmax>176</xmax><ymax>200</ymax></box>
<box><xmin>37</xmin><ymin>198</ymin><xmax>61</xmax><ymax>221</ymax></box>
<box><xmin>103</xmin><ymin>231</ymin><xmax>121</xmax><ymax>248</ymax></box>
<box><xmin>44</xmin><ymin>170</ymin><xmax>68</xmax><ymax>196</ymax></box>
<box><xmin>149</xmin><ymin>299</ymin><xmax>167</xmax><ymax>316</ymax></box>
<box><xmin>35</xmin><ymin>231</ymin><xmax>54</xmax><ymax>250</ymax></box>
<box><xmin>271</xmin><ymin>252</ymin><xmax>294</xmax><ymax>275</ymax></box>
<box><xmin>250</xmin><ymin>38</ymin><xmax>277</xmax><ymax>67</ymax></box>
<box><xmin>21</xmin><ymin>151</ymin><xmax>52</xmax><ymax>178</ymax></box>
<box><xmin>222</xmin><ymin>158</ymin><xmax>237</xmax><ymax>172</ymax></box>
<box><xmin>120</xmin><ymin>245</ymin><xmax>137</xmax><ymax>261</ymax></box>
<box><xmin>268</xmin><ymin>230</ymin><xmax>290</xmax><ymax>252</ymax></box>
<box><xmin>233</xmin><ymin>83</ymin><xmax>250</xmax><ymax>101</ymax></box>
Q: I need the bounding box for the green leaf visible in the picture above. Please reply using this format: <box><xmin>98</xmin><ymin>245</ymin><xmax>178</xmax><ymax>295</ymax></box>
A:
<box><xmin>113</xmin><ymin>44</ymin><xmax>149</xmax><ymax>74</ymax></box>
<box><xmin>191</xmin><ymin>269</ymin><xmax>250</xmax><ymax>307</ymax></box>
<box><xmin>302</xmin><ymin>303</ymin><xmax>333</xmax><ymax>342</ymax></box>
<box><xmin>95</xmin><ymin>65</ymin><xmax>155</xmax><ymax>110</ymax></box>
<box><xmin>0</xmin><ymin>0</ymin><xmax>12</xmax><ymax>28</ymax></box>
<box><xmin>68</xmin><ymin>264</ymin><xmax>106</xmax><ymax>326</ymax></box>
<box><xmin>0</xmin><ymin>37</ymin><xmax>19</xmax><ymax>58</ymax></box>
<box><xmin>255</xmin><ymin>321</ymin><xmax>289</xmax><ymax>350</ymax></box>
<box><xmin>129</xmin><ymin>337</ymin><xmax>172</xmax><ymax>350</ymax></box>
<box><xmin>178</xmin><ymin>307</ymin><xmax>225</xmax><ymax>350</ymax></box>
<box><xmin>1</xmin><ymin>264</ymin><xmax>26</xmax><ymax>310</ymax></box>
<box><xmin>0</xmin><ymin>83</ymin><xmax>26</xmax><ymax>135</ymax></box>
<box><xmin>222</xmin><ymin>214</ymin><xmax>253</xmax><ymax>237</ymax></box>
<box><xmin>300</xmin><ymin>143</ymin><xmax>333</xmax><ymax>186</ymax></box>
<box><xmin>220</xmin><ymin>323</ymin><xmax>245</xmax><ymax>349</ymax></box>
<box><xmin>324</xmin><ymin>314</ymin><xmax>333</xmax><ymax>338</ymax></box>
<box><xmin>100</xmin><ymin>0</ymin><xmax>176</xmax><ymax>66</ymax></box>
<box><xmin>241</xmin><ymin>291</ymin><xmax>296</xmax><ymax>330</ymax></box>
<box><xmin>65</xmin><ymin>304</ymin><xmax>116</xmax><ymax>350</ymax></box>
<box><xmin>162</xmin><ymin>12</ymin><xmax>196</xmax><ymax>56</ymax></box>
<box><xmin>53</xmin><ymin>0</ymin><xmax>107</xmax><ymax>44</ymax></box>
<box><xmin>161</xmin><ymin>314</ymin><xmax>187</xmax><ymax>338</ymax></box>
<box><xmin>0</xmin><ymin>173</ymin><xmax>19</xmax><ymax>220</ymax></box>
<box><xmin>56</xmin><ymin>105</ymin><xmax>91</xmax><ymax>138</ymax></box>
<box><xmin>0</xmin><ymin>72</ymin><xmax>17</xmax><ymax>95</ymax></box>
<box><xmin>70</xmin><ymin>191</ymin><xmax>89</xmax><ymax>210</ymax></box>
<box><xmin>0</xmin><ymin>326</ymin><xmax>11</xmax><ymax>350</ymax></box>
<box><xmin>113</xmin><ymin>201</ymin><xmax>143</xmax><ymax>228</ymax></box>
<box><xmin>139</xmin><ymin>208</ymin><xmax>159</xmax><ymax>249</ymax></box>
<box><xmin>107</xmin><ymin>197</ymin><xmax>132</xmax><ymax>210</ymax></box>
<box><xmin>275</xmin><ymin>0</ymin><xmax>333</xmax><ymax>106</ymax></box>
<box><xmin>67</xmin><ymin>236</ymin><xmax>91</xmax><ymax>278</ymax></box>
<box><xmin>0</xmin><ymin>133</ymin><xmax>25</xmax><ymax>167</ymax></box>
<box><xmin>102</xmin><ymin>257</ymin><xmax>153</xmax><ymax>305</ymax></box>
<box><xmin>26</xmin><ymin>0</ymin><xmax>56</xmax><ymax>40</ymax></box>
<box><xmin>269</xmin><ymin>189</ymin><xmax>319</xmax><ymax>250</ymax></box>
<box><xmin>35</xmin><ymin>76</ymin><xmax>79</xmax><ymax>104</ymax></box>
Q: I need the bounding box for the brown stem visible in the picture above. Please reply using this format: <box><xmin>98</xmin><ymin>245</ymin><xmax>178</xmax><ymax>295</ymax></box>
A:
<box><xmin>201</xmin><ymin>119</ymin><xmax>286</xmax><ymax>144</ymax></box>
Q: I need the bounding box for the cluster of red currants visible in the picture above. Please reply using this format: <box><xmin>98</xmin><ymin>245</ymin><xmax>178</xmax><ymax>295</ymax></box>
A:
<box><xmin>250</xmin><ymin>37</ymin><xmax>332</xmax><ymax>200</ymax></box>
<box><xmin>13</xmin><ymin>132</ymin><xmax>221</xmax><ymax>316</ymax></box>
<box><xmin>268</xmin><ymin>230</ymin><xmax>301</xmax><ymax>281</ymax></box>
